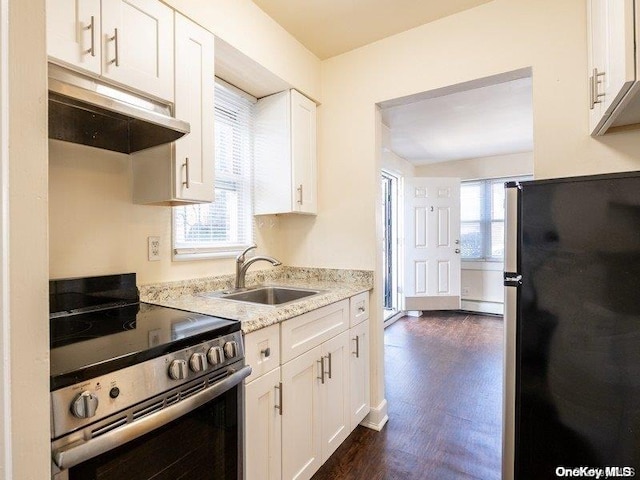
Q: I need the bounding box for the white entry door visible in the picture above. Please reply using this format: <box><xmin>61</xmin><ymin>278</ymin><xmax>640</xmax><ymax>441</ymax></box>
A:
<box><xmin>403</xmin><ymin>177</ymin><xmax>461</xmax><ymax>311</ymax></box>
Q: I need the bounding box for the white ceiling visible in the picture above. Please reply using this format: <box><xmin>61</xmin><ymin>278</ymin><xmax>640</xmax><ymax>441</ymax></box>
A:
<box><xmin>251</xmin><ymin>0</ymin><xmax>493</xmax><ymax>60</ymax></box>
<box><xmin>380</xmin><ymin>76</ymin><xmax>533</xmax><ymax>165</ymax></box>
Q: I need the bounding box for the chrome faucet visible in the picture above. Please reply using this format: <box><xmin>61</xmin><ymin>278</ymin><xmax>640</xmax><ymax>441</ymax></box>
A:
<box><xmin>235</xmin><ymin>244</ymin><xmax>282</xmax><ymax>289</ymax></box>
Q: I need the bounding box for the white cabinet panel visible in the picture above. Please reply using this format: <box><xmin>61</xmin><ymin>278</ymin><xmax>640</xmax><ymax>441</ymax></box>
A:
<box><xmin>244</xmin><ymin>324</ymin><xmax>280</xmax><ymax>383</ymax></box>
<box><xmin>349</xmin><ymin>291</ymin><xmax>369</xmax><ymax>328</ymax></box>
<box><xmin>132</xmin><ymin>14</ymin><xmax>214</xmax><ymax>205</ymax></box>
<box><xmin>349</xmin><ymin>320</ymin><xmax>370</xmax><ymax>430</ymax></box>
<box><xmin>101</xmin><ymin>0</ymin><xmax>174</xmax><ymax>102</ymax></box>
<box><xmin>245</xmin><ymin>368</ymin><xmax>282</xmax><ymax>480</ymax></box>
<box><xmin>47</xmin><ymin>0</ymin><xmax>102</xmax><ymax>75</ymax></box>
<box><xmin>320</xmin><ymin>330</ymin><xmax>350</xmax><ymax>461</ymax></box>
<box><xmin>255</xmin><ymin>89</ymin><xmax>317</xmax><ymax>215</ymax></box>
<box><xmin>281</xmin><ymin>346</ymin><xmax>322</xmax><ymax>480</ymax></box>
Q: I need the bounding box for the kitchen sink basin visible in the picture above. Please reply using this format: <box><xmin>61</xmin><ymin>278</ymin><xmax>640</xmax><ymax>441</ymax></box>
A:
<box><xmin>204</xmin><ymin>286</ymin><xmax>322</xmax><ymax>306</ymax></box>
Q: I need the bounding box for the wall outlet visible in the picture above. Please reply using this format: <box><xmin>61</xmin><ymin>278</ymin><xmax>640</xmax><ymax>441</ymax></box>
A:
<box><xmin>148</xmin><ymin>236</ymin><xmax>160</xmax><ymax>261</ymax></box>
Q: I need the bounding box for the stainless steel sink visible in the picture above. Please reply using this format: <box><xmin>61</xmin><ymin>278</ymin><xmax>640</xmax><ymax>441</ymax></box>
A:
<box><xmin>203</xmin><ymin>286</ymin><xmax>322</xmax><ymax>306</ymax></box>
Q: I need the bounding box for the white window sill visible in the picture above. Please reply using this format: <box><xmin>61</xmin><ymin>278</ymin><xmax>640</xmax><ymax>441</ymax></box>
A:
<box><xmin>173</xmin><ymin>246</ymin><xmax>251</xmax><ymax>261</ymax></box>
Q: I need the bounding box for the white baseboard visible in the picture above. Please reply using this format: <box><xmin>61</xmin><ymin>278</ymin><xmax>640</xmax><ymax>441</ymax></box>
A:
<box><xmin>360</xmin><ymin>399</ymin><xmax>388</xmax><ymax>431</ymax></box>
<box><xmin>461</xmin><ymin>299</ymin><xmax>504</xmax><ymax>315</ymax></box>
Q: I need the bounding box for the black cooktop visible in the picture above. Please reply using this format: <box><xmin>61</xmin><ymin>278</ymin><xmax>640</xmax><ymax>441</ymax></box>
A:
<box><xmin>49</xmin><ymin>273</ymin><xmax>239</xmax><ymax>391</ymax></box>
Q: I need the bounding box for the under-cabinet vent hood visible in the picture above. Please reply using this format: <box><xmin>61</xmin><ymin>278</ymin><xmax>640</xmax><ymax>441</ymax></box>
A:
<box><xmin>48</xmin><ymin>65</ymin><xmax>190</xmax><ymax>154</ymax></box>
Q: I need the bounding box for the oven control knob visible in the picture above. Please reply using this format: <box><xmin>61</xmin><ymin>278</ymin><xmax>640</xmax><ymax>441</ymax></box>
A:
<box><xmin>71</xmin><ymin>391</ymin><xmax>99</xmax><ymax>419</ymax></box>
<box><xmin>189</xmin><ymin>352</ymin><xmax>208</xmax><ymax>373</ymax></box>
<box><xmin>207</xmin><ymin>346</ymin><xmax>225</xmax><ymax>365</ymax></box>
<box><xmin>223</xmin><ymin>341</ymin><xmax>239</xmax><ymax>359</ymax></box>
<box><xmin>168</xmin><ymin>359</ymin><xmax>188</xmax><ymax>380</ymax></box>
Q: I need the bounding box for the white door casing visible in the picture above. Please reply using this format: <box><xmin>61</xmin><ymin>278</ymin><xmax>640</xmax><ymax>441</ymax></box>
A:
<box><xmin>403</xmin><ymin>177</ymin><xmax>461</xmax><ymax>311</ymax></box>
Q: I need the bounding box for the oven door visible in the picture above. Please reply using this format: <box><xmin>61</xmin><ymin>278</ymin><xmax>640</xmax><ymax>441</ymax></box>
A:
<box><xmin>52</xmin><ymin>365</ymin><xmax>251</xmax><ymax>480</ymax></box>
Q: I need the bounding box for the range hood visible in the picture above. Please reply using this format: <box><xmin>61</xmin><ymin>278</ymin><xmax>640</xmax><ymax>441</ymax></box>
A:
<box><xmin>48</xmin><ymin>65</ymin><xmax>190</xmax><ymax>154</ymax></box>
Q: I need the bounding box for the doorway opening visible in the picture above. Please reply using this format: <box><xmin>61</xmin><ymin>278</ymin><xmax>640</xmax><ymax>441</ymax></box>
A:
<box><xmin>381</xmin><ymin>170</ymin><xmax>400</xmax><ymax>324</ymax></box>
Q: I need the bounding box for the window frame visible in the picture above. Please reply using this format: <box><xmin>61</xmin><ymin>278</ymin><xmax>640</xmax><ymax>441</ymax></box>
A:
<box><xmin>172</xmin><ymin>79</ymin><xmax>256</xmax><ymax>261</ymax></box>
<box><xmin>460</xmin><ymin>175</ymin><xmax>531</xmax><ymax>263</ymax></box>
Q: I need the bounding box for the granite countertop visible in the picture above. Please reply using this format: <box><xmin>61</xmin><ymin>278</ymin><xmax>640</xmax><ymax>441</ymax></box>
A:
<box><xmin>139</xmin><ymin>266</ymin><xmax>373</xmax><ymax>334</ymax></box>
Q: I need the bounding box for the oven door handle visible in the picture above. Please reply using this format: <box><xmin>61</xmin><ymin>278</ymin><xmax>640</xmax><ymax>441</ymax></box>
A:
<box><xmin>52</xmin><ymin>365</ymin><xmax>252</xmax><ymax>470</ymax></box>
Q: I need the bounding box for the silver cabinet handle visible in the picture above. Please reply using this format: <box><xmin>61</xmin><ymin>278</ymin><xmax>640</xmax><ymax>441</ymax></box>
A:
<box><xmin>590</xmin><ymin>68</ymin><xmax>605</xmax><ymax>110</ymax></box>
<box><xmin>260</xmin><ymin>347</ymin><xmax>271</xmax><ymax>358</ymax></box>
<box><xmin>183</xmin><ymin>158</ymin><xmax>190</xmax><ymax>189</ymax></box>
<box><xmin>326</xmin><ymin>353</ymin><xmax>332</xmax><ymax>380</ymax></box>
<box><xmin>297</xmin><ymin>184</ymin><xmax>303</xmax><ymax>205</ymax></box>
<box><xmin>317</xmin><ymin>358</ymin><xmax>325</xmax><ymax>384</ymax></box>
<box><xmin>358</xmin><ymin>306</ymin><xmax>365</xmax><ymax>313</ymax></box>
<box><xmin>86</xmin><ymin>16</ymin><xmax>96</xmax><ymax>57</ymax></box>
<box><xmin>353</xmin><ymin>335</ymin><xmax>360</xmax><ymax>358</ymax></box>
<box><xmin>274</xmin><ymin>382</ymin><xmax>283</xmax><ymax>416</ymax></box>
<box><xmin>110</xmin><ymin>28</ymin><xmax>120</xmax><ymax>66</ymax></box>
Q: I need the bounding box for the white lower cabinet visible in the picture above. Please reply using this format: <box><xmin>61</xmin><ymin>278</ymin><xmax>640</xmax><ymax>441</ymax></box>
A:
<box><xmin>244</xmin><ymin>293</ymin><xmax>370</xmax><ymax>480</ymax></box>
<box><xmin>245</xmin><ymin>367</ymin><xmax>282</xmax><ymax>480</ymax></box>
<box><xmin>349</xmin><ymin>319</ymin><xmax>370</xmax><ymax>429</ymax></box>
<box><xmin>281</xmin><ymin>346</ymin><xmax>322</xmax><ymax>480</ymax></box>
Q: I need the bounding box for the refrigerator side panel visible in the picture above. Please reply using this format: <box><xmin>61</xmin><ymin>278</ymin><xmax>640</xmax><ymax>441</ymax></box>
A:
<box><xmin>502</xmin><ymin>183</ymin><xmax>520</xmax><ymax>480</ymax></box>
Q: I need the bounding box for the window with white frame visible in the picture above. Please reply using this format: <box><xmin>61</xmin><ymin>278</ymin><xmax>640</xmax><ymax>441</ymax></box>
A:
<box><xmin>460</xmin><ymin>176</ymin><xmax>531</xmax><ymax>261</ymax></box>
<box><xmin>173</xmin><ymin>80</ymin><xmax>255</xmax><ymax>258</ymax></box>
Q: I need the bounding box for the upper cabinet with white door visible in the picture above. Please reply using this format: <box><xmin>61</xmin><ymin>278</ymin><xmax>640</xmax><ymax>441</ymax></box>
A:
<box><xmin>587</xmin><ymin>0</ymin><xmax>640</xmax><ymax>135</ymax></box>
<box><xmin>132</xmin><ymin>13</ymin><xmax>214</xmax><ymax>204</ymax></box>
<box><xmin>46</xmin><ymin>0</ymin><xmax>174</xmax><ymax>102</ymax></box>
<box><xmin>255</xmin><ymin>89</ymin><xmax>318</xmax><ymax>215</ymax></box>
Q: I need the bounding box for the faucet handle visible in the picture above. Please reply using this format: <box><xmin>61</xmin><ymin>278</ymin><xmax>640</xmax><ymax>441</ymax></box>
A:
<box><xmin>237</xmin><ymin>244</ymin><xmax>257</xmax><ymax>261</ymax></box>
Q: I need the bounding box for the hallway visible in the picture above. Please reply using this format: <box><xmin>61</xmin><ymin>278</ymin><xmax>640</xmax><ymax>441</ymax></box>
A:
<box><xmin>312</xmin><ymin>311</ymin><xmax>503</xmax><ymax>480</ymax></box>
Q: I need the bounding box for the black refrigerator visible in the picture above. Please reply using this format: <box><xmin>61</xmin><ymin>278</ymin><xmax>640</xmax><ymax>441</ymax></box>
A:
<box><xmin>503</xmin><ymin>172</ymin><xmax>640</xmax><ymax>480</ymax></box>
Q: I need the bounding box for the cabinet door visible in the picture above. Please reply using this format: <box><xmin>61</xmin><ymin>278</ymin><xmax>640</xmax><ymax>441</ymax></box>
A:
<box><xmin>47</xmin><ymin>0</ymin><xmax>101</xmax><ymax>75</ymax></box>
<box><xmin>290</xmin><ymin>90</ymin><xmax>317</xmax><ymax>214</ymax></box>
<box><xmin>101</xmin><ymin>0</ymin><xmax>174</xmax><ymax>102</ymax></box>
<box><xmin>320</xmin><ymin>330</ymin><xmax>350</xmax><ymax>462</ymax></box>
<box><xmin>281</xmin><ymin>346</ymin><xmax>322</xmax><ymax>480</ymax></box>
<box><xmin>245</xmin><ymin>368</ymin><xmax>282</xmax><ymax>480</ymax></box>
<box><xmin>349</xmin><ymin>320</ymin><xmax>370</xmax><ymax>431</ymax></box>
<box><xmin>588</xmin><ymin>0</ymin><xmax>635</xmax><ymax>134</ymax></box>
<box><xmin>173</xmin><ymin>13</ymin><xmax>214</xmax><ymax>202</ymax></box>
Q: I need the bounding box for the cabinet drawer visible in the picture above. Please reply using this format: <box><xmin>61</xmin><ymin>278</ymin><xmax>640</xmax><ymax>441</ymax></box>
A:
<box><xmin>281</xmin><ymin>300</ymin><xmax>349</xmax><ymax>364</ymax></box>
<box><xmin>244</xmin><ymin>324</ymin><xmax>280</xmax><ymax>383</ymax></box>
<box><xmin>349</xmin><ymin>292</ymin><xmax>369</xmax><ymax>327</ymax></box>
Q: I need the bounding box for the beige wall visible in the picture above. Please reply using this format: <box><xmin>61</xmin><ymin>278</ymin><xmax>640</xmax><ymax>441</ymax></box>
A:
<box><xmin>8</xmin><ymin>0</ymin><xmax>50</xmax><ymax>477</ymax></box>
<box><xmin>415</xmin><ymin>151</ymin><xmax>533</xmax><ymax>180</ymax></box>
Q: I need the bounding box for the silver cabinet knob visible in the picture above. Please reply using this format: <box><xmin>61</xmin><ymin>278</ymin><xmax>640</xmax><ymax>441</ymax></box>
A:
<box><xmin>207</xmin><ymin>346</ymin><xmax>225</xmax><ymax>365</ymax></box>
<box><xmin>71</xmin><ymin>391</ymin><xmax>99</xmax><ymax>419</ymax></box>
<box><xmin>223</xmin><ymin>341</ymin><xmax>238</xmax><ymax>359</ymax></box>
<box><xmin>189</xmin><ymin>352</ymin><xmax>208</xmax><ymax>373</ymax></box>
<box><xmin>168</xmin><ymin>359</ymin><xmax>188</xmax><ymax>380</ymax></box>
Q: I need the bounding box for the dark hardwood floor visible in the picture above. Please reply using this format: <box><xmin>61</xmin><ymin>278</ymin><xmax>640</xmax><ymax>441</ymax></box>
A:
<box><xmin>312</xmin><ymin>311</ymin><xmax>503</xmax><ymax>480</ymax></box>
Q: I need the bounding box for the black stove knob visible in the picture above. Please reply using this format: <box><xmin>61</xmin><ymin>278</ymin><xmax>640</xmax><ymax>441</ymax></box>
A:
<box><xmin>168</xmin><ymin>359</ymin><xmax>188</xmax><ymax>380</ymax></box>
<box><xmin>71</xmin><ymin>391</ymin><xmax>99</xmax><ymax>419</ymax></box>
<box><xmin>223</xmin><ymin>341</ymin><xmax>238</xmax><ymax>359</ymax></box>
<box><xmin>189</xmin><ymin>352</ymin><xmax>208</xmax><ymax>373</ymax></box>
<box><xmin>207</xmin><ymin>346</ymin><xmax>224</xmax><ymax>365</ymax></box>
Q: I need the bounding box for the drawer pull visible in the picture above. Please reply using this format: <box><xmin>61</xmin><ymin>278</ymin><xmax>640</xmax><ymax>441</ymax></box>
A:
<box><xmin>317</xmin><ymin>358</ymin><xmax>325</xmax><ymax>384</ymax></box>
<box><xmin>353</xmin><ymin>335</ymin><xmax>360</xmax><ymax>358</ymax></box>
<box><xmin>358</xmin><ymin>306</ymin><xmax>365</xmax><ymax>313</ymax></box>
<box><xmin>274</xmin><ymin>382</ymin><xmax>283</xmax><ymax>416</ymax></box>
<box><xmin>260</xmin><ymin>347</ymin><xmax>271</xmax><ymax>358</ymax></box>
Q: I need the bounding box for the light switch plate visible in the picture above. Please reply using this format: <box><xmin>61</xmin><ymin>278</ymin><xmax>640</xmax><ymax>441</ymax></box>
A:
<box><xmin>148</xmin><ymin>236</ymin><xmax>161</xmax><ymax>261</ymax></box>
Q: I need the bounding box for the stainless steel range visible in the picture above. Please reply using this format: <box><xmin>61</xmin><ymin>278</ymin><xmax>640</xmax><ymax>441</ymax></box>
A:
<box><xmin>49</xmin><ymin>273</ymin><xmax>250</xmax><ymax>480</ymax></box>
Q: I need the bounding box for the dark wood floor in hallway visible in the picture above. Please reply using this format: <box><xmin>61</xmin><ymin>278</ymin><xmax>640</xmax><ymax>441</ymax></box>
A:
<box><xmin>311</xmin><ymin>311</ymin><xmax>503</xmax><ymax>480</ymax></box>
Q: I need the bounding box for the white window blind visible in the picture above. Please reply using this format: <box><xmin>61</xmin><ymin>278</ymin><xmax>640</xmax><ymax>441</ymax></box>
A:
<box><xmin>173</xmin><ymin>80</ymin><xmax>256</xmax><ymax>258</ymax></box>
<box><xmin>460</xmin><ymin>176</ymin><xmax>531</xmax><ymax>261</ymax></box>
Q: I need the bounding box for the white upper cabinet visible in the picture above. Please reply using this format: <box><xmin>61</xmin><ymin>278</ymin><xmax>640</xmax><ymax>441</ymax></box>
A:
<box><xmin>132</xmin><ymin>14</ymin><xmax>214</xmax><ymax>204</ymax></box>
<box><xmin>255</xmin><ymin>89</ymin><xmax>317</xmax><ymax>215</ymax></box>
<box><xmin>172</xmin><ymin>13</ymin><xmax>214</xmax><ymax>202</ymax></box>
<box><xmin>47</xmin><ymin>0</ymin><xmax>174</xmax><ymax>102</ymax></box>
<box><xmin>47</xmin><ymin>0</ymin><xmax>102</xmax><ymax>75</ymax></box>
<box><xmin>587</xmin><ymin>0</ymin><xmax>640</xmax><ymax>134</ymax></box>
